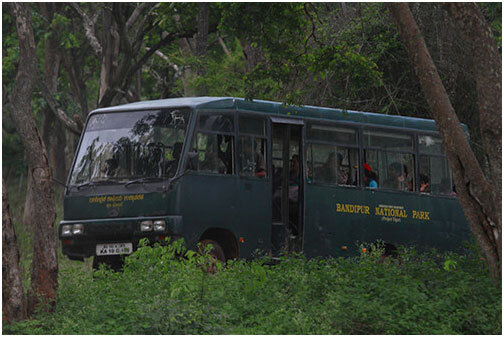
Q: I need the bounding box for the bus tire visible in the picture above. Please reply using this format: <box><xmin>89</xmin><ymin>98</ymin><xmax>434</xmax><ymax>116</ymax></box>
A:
<box><xmin>199</xmin><ymin>239</ymin><xmax>226</xmax><ymax>263</ymax></box>
<box><xmin>198</xmin><ymin>228</ymin><xmax>239</xmax><ymax>260</ymax></box>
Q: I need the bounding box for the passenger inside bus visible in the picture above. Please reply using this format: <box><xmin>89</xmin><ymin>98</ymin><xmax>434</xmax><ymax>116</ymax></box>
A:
<box><xmin>318</xmin><ymin>152</ymin><xmax>348</xmax><ymax>185</ymax></box>
<box><xmin>383</xmin><ymin>162</ymin><xmax>412</xmax><ymax>191</ymax></box>
<box><xmin>165</xmin><ymin>142</ymin><xmax>182</xmax><ymax>177</ymax></box>
<box><xmin>289</xmin><ymin>154</ymin><xmax>300</xmax><ymax>236</ymax></box>
<box><xmin>241</xmin><ymin>139</ymin><xmax>266</xmax><ymax>178</ymax></box>
<box><xmin>419</xmin><ymin>174</ymin><xmax>430</xmax><ymax>193</ymax></box>
<box><xmin>201</xmin><ymin>140</ymin><xmax>227</xmax><ymax>174</ymax></box>
<box><xmin>289</xmin><ymin>155</ymin><xmax>300</xmax><ymax>202</ymax></box>
<box><xmin>363</xmin><ymin>163</ymin><xmax>378</xmax><ymax>188</ymax></box>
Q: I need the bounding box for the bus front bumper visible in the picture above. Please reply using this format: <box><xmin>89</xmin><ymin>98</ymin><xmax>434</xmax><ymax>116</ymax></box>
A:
<box><xmin>59</xmin><ymin>216</ymin><xmax>183</xmax><ymax>261</ymax></box>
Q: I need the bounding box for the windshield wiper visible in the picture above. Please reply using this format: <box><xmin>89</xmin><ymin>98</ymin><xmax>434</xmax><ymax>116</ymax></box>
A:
<box><xmin>124</xmin><ymin>176</ymin><xmax>164</xmax><ymax>187</ymax></box>
<box><xmin>76</xmin><ymin>179</ymin><xmax>119</xmax><ymax>190</ymax></box>
<box><xmin>76</xmin><ymin>181</ymin><xmax>96</xmax><ymax>190</ymax></box>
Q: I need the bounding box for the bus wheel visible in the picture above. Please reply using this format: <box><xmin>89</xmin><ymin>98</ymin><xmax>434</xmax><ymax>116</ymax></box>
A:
<box><xmin>199</xmin><ymin>239</ymin><xmax>226</xmax><ymax>273</ymax></box>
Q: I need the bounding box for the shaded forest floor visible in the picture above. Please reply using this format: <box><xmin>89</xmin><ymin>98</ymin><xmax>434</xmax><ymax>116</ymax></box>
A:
<box><xmin>2</xmin><ymin>180</ymin><xmax>502</xmax><ymax>335</ymax></box>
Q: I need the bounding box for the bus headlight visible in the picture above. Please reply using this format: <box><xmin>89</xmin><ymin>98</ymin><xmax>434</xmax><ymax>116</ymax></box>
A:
<box><xmin>72</xmin><ymin>224</ymin><xmax>84</xmax><ymax>235</ymax></box>
<box><xmin>61</xmin><ymin>224</ymin><xmax>84</xmax><ymax>236</ymax></box>
<box><xmin>140</xmin><ymin>220</ymin><xmax>153</xmax><ymax>231</ymax></box>
<box><xmin>61</xmin><ymin>225</ymin><xmax>73</xmax><ymax>237</ymax></box>
<box><xmin>153</xmin><ymin>220</ymin><xmax>166</xmax><ymax>231</ymax></box>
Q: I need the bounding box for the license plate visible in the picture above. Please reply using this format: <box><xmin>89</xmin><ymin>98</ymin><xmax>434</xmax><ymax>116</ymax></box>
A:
<box><xmin>96</xmin><ymin>243</ymin><xmax>133</xmax><ymax>256</ymax></box>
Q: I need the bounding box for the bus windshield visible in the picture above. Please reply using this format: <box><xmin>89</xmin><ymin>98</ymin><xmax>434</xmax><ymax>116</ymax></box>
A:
<box><xmin>70</xmin><ymin>108</ymin><xmax>191</xmax><ymax>185</ymax></box>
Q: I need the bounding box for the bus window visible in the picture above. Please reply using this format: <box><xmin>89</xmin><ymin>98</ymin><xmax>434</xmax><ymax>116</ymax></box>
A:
<box><xmin>363</xmin><ymin>130</ymin><xmax>413</xmax><ymax>151</ymax></box>
<box><xmin>307</xmin><ymin>124</ymin><xmax>357</xmax><ymax>144</ymax></box>
<box><xmin>199</xmin><ymin>112</ymin><xmax>234</xmax><ymax>133</ymax></box>
<box><xmin>363</xmin><ymin>130</ymin><xmax>415</xmax><ymax>191</ymax></box>
<box><xmin>186</xmin><ymin>113</ymin><xmax>234</xmax><ymax>174</ymax></box>
<box><xmin>70</xmin><ymin>108</ymin><xmax>190</xmax><ymax>185</ymax></box>
<box><xmin>418</xmin><ymin>135</ymin><xmax>453</xmax><ymax>196</ymax></box>
<box><xmin>365</xmin><ymin>150</ymin><xmax>414</xmax><ymax>191</ymax></box>
<box><xmin>238</xmin><ymin>114</ymin><xmax>267</xmax><ymax>177</ymax></box>
<box><xmin>238</xmin><ymin>137</ymin><xmax>266</xmax><ymax>177</ymax></box>
<box><xmin>308</xmin><ymin>144</ymin><xmax>358</xmax><ymax>186</ymax></box>
<box><xmin>306</xmin><ymin>123</ymin><xmax>358</xmax><ymax>186</ymax></box>
<box><xmin>190</xmin><ymin>133</ymin><xmax>232</xmax><ymax>174</ymax></box>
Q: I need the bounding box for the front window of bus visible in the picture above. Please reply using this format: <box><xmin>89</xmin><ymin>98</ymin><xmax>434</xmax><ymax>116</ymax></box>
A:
<box><xmin>70</xmin><ymin>108</ymin><xmax>191</xmax><ymax>186</ymax></box>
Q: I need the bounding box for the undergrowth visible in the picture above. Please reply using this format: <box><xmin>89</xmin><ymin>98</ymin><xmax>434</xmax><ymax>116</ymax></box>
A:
<box><xmin>3</xmin><ymin>239</ymin><xmax>501</xmax><ymax>335</ymax></box>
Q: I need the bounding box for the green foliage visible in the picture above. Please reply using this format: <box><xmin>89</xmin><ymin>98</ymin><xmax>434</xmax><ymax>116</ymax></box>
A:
<box><xmin>173</xmin><ymin>38</ymin><xmax>247</xmax><ymax>98</ymax></box>
<box><xmin>3</xmin><ymin>240</ymin><xmax>501</xmax><ymax>335</ymax></box>
<box><xmin>4</xmin><ymin>2</ymin><xmax>501</xmax><ymax>181</ymax></box>
<box><xmin>480</xmin><ymin>2</ymin><xmax>502</xmax><ymax>47</ymax></box>
<box><xmin>2</xmin><ymin>8</ymin><xmax>19</xmax><ymax>93</ymax></box>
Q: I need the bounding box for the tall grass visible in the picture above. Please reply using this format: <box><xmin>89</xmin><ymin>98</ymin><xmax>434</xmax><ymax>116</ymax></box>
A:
<box><xmin>3</xmin><ymin>178</ymin><xmax>501</xmax><ymax>334</ymax></box>
<box><xmin>3</xmin><ymin>238</ymin><xmax>501</xmax><ymax>335</ymax></box>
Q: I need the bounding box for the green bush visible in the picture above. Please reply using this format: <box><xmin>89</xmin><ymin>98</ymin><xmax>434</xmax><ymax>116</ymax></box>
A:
<box><xmin>3</xmin><ymin>240</ymin><xmax>501</xmax><ymax>335</ymax></box>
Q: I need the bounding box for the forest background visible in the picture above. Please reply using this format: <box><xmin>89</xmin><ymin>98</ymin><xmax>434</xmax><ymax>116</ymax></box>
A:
<box><xmin>4</xmin><ymin>3</ymin><xmax>501</xmax><ymax>183</ymax></box>
<box><xmin>2</xmin><ymin>2</ymin><xmax>502</xmax><ymax>334</ymax></box>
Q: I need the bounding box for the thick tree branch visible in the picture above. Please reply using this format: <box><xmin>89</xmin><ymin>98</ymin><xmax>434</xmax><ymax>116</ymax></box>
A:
<box><xmin>126</xmin><ymin>3</ymin><xmax>151</xmax><ymax>30</ymax></box>
<box><xmin>216</xmin><ymin>33</ymin><xmax>231</xmax><ymax>56</ymax></box>
<box><xmin>99</xmin><ymin>26</ymin><xmax>203</xmax><ymax>107</ymax></box>
<box><xmin>36</xmin><ymin>76</ymin><xmax>83</xmax><ymax>135</ymax></box>
<box><xmin>71</xmin><ymin>3</ymin><xmax>103</xmax><ymax>57</ymax></box>
<box><xmin>61</xmin><ymin>51</ymin><xmax>89</xmax><ymax>117</ymax></box>
<box><xmin>146</xmin><ymin>47</ymin><xmax>182</xmax><ymax>77</ymax></box>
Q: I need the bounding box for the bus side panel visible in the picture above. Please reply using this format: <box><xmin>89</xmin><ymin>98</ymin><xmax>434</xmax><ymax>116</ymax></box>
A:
<box><xmin>236</xmin><ymin>177</ymin><xmax>272</xmax><ymax>257</ymax></box>
<box><xmin>180</xmin><ymin>174</ymin><xmax>271</xmax><ymax>258</ymax></box>
<box><xmin>304</xmin><ymin>185</ymin><xmax>379</xmax><ymax>258</ymax></box>
<box><xmin>179</xmin><ymin>174</ymin><xmax>239</xmax><ymax>250</ymax></box>
<box><xmin>304</xmin><ymin>185</ymin><xmax>471</xmax><ymax>258</ymax></box>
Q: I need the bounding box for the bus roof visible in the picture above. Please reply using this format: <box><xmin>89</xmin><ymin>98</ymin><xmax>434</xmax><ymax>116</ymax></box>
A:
<box><xmin>91</xmin><ymin>96</ymin><xmax>466</xmax><ymax>133</ymax></box>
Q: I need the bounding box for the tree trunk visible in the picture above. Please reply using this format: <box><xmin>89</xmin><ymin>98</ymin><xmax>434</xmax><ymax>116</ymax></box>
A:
<box><xmin>387</xmin><ymin>3</ymin><xmax>501</xmax><ymax>281</ymax></box>
<box><xmin>62</xmin><ymin>52</ymin><xmax>89</xmax><ymax>117</ymax></box>
<box><xmin>22</xmin><ymin>173</ymin><xmax>36</xmax><ymax>228</ymax></box>
<box><xmin>196</xmin><ymin>3</ymin><xmax>210</xmax><ymax>58</ymax></box>
<box><xmin>10</xmin><ymin>2</ymin><xmax>59</xmax><ymax>315</ymax></box>
<box><xmin>195</xmin><ymin>2</ymin><xmax>210</xmax><ymax>95</ymax></box>
<box><xmin>40</xmin><ymin>3</ymin><xmax>67</xmax><ymax>184</ymax></box>
<box><xmin>99</xmin><ymin>7</ymin><xmax>120</xmax><ymax>106</ymax></box>
<box><xmin>2</xmin><ymin>178</ymin><xmax>27</xmax><ymax>323</ymax></box>
<box><xmin>443</xmin><ymin>2</ymin><xmax>502</xmax><ymax>256</ymax></box>
<box><xmin>243</xmin><ymin>40</ymin><xmax>263</xmax><ymax>73</ymax></box>
<box><xmin>42</xmin><ymin>114</ymin><xmax>67</xmax><ymax>183</ymax></box>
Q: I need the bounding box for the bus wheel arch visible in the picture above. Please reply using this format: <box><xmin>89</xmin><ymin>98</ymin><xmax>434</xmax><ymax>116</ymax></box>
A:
<box><xmin>199</xmin><ymin>228</ymin><xmax>239</xmax><ymax>261</ymax></box>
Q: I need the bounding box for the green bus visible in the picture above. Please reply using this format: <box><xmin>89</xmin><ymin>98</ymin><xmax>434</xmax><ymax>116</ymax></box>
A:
<box><xmin>59</xmin><ymin>97</ymin><xmax>470</xmax><ymax>266</ymax></box>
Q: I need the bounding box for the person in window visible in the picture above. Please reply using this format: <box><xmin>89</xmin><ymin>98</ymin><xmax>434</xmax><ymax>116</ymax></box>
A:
<box><xmin>289</xmin><ymin>155</ymin><xmax>300</xmax><ymax>182</ymax></box>
<box><xmin>288</xmin><ymin>154</ymin><xmax>300</xmax><ymax>237</ymax></box>
<box><xmin>306</xmin><ymin>162</ymin><xmax>312</xmax><ymax>184</ymax></box>
<box><xmin>363</xmin><ymin>163</ymin><xmax>378</xmax><ymax>189</ymax></box>
<box><xmin>320</xmin><ymin>152</ymin><xmax>348</xmax><ymax>184</ymax></box>
<box><xmin>419</xmin><ymin>174</ymin><xmax>430</xmax><ymax>193</ymax></box>
<box><xmin>242</xmin><ymin>140</ymin><xmax>266</xmax><ymax>178</ymax></box>
<box><xmin>201</xmin><ymin>141</ymin><xmax>227</xmax><ymax>174</ymax></box>
<box><xmin>383</xmin><ymin>162</ymin><xmax>410</xmax><ymax>190</ymax></box>
<box><xmin>404</xmin><ymin>166</ymin><xmax>413</xmax><ymax>191</ymax></box>
<box><xmin>165</xmin><ymin>142</ymin><xmax>183</xmax><ymax>177</ymax></box>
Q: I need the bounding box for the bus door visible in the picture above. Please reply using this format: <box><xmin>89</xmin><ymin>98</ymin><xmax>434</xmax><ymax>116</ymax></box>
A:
<box><xmin>271</xmin><ymin>119</ymin><xmax>304</xmax><ymax>253</ymax></box>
